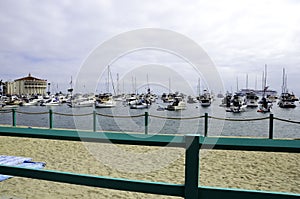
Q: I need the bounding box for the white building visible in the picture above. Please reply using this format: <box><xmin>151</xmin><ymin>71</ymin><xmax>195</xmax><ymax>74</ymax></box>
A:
<box><xmin>6</xmin><ymin>73</ymin><xmax>47</xmax><ymax>95</ymax></box>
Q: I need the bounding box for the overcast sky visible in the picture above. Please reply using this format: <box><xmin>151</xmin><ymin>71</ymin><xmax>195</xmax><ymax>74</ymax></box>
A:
<box><xmin>1</xmin><ymin>0</ymin><xmax>300</xmax><ymax>95</ymax></box>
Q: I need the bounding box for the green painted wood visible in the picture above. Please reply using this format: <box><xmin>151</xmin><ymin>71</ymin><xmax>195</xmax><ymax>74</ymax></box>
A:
<box><xmin>0</xmin><ymin>126</ymin><xmax>185</xmax><ymax>147</ymax></box>
<box><xmin>12</xmin><ymin>109</ymin><xmax>16</xmax><ymax>127</ymax></box>
<box><xmin>269</xmin><ymin>114</ymin><xmax>274</xmax><ymax>139</ymax></box>
<box><xmin>0</xmin><ymin>165</ymin><xmax>298</xmax><ymax>199</ymax></box>
<box><xmin>0</xmin><ymin>126</ymin><xmax>299</xmax><ymax>198</ymax></box>
<box><xmin>199</xmin><ymin>137</ymin><xmax>300</xmax><ymax>153</ymax></box>
<box><xmin>93</xmin><ymin>110</ymin><xmax>96</xmax><ymax>132</ymax></box>
<box><xmin>49</xmin><ymin>109</ymin><xmax>53</xmax><ymax>129</ymax></box>
<box><xmin>145</xmin><ymin>112</ymin><xmax>149</xmax><ymax>135</ymax></box>
<box><xmin>1</xmin><ymin>126</ymin><xmax>299</xmax><ymax>152</ymax></box>
<box><xmin>0</xmin><ymin>165</ymin><xmax>184</xmax><ymax>197</ymax></box>
<box><xmin>204</xmin><ymin>113</ymin><xmax>208</xmax><ymax>137</ymax></box>
<box><xmin>198</xmin><ymin>186</ymin><xmax>300</xmax><ymax>199</ymax></box>
<box><xmin>184</xmin><ymin>135</ymin><xmax>200</xmax><ymax>199</ymax></box>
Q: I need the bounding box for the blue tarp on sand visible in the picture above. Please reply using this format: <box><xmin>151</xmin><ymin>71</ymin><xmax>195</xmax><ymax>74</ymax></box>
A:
<box><xmin>0</xmin><ymin>155</ymin><xmax>46</xmax><ymax>182</ymax></box>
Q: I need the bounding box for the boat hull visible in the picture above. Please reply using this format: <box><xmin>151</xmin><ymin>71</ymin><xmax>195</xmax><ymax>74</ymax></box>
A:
<box><xmin>95</xmin><ymin>101</ymin><xmax>116</xmax><ymax>108</ymax></box>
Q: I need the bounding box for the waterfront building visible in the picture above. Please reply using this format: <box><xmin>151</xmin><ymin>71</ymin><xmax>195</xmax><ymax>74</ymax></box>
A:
<box><xmin>5</xmin><ymin>73</ymin><xmax>47</xmax><ymax>95</ymax></box>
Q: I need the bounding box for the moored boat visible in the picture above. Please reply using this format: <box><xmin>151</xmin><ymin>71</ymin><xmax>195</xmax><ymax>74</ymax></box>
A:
<box><xmin>95</xmin><ymin>94</ymin><xmax>116</xmax><ymax>108</ymax></box>
<box><xmin>199</xmin><ymin>90</ymin><xmax>212</xmax><ymax>107</ymax></box>
<box><xmin>278</xmin><ymin>93</ymin><xmax>296</xmax><ymax>108</ymax></box>
<box><xmin>257</xmin><ymin>97</ymin><xmax>272</xmax><ymax>113</ymax></box>
<box><xmin>245</xmin><ymin>91</ymin><xmax>259</xmax><ymax>108</ymax></box>
<box><xmin>165</xmin><ymin>97</ymin><xmax>186</xmax><ymax>111</ymax></box>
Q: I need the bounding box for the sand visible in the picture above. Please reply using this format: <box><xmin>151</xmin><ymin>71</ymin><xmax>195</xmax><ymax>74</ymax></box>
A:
<box><xmin>0</xmin><ymin>136</ymin><xmax>299</xmax><ymax>199</ymax></box>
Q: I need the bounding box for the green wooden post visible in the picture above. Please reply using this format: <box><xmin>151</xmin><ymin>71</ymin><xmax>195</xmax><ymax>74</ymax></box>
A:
<box><xmin>145</xmin><ymin>112</ymin><xmax>149</xmax><ymax>135</ymax></box>
<box><xmin>269</xmin><ymin>114</ymin><xmax>274</xmax><ymax>139</ymax></box>
<box><xmin>93</xmin><ymin>110</ymin><xmax>96</xmax><ymax>132</ymax></box>
<box><xmin>12</xmin><ymin>109</ymin><xmax>16</xmax><ymax>127</ymax></box>
<box><xmin>49</xmin><ymin>109</ymin><xmax>53</xmax><ymax>129</ymax></box>
<box><xmin>184</xmin><ymin>135</ymin><xmax>200</xmax><ymax>199</ymax></box>
<box><xmin>204</xmin><ymin>113</ymin><xmax>208</xmax><ymax>137</ymax></box>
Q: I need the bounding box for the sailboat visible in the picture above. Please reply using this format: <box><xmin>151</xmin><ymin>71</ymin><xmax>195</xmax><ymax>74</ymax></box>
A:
<box><xmin>278</xmin><ymin>68</ymin><xmax>296</xmax><ymax>108</ymax></box>
<box><xmin>257</xmin><ymin>65</ymin><xmax>273</xmax><ymax>112</ymax></box>
<box><xmin>95</xmin><ymin>65</ymin><xmax>117</xmax><ymax>108</ymax></box>
<box><xmin>95</xmin><ymin>93</ymin><xmax>116</xmax><ymax>108</ymax></box>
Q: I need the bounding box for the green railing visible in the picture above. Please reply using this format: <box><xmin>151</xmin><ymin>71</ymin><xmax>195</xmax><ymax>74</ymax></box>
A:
<box><xmin>0</xmin><ymin>126</ymin><xmax>299</xmax><ymax>199</ymax></box>
<box><xmin>1</xmin><ymin>109</ymin><xmax>300</xmax><ymax>138</ymax></box>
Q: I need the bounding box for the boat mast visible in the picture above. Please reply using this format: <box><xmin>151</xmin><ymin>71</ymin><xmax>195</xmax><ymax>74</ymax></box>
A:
<box><xmin>255</xmin><ymin>75</ymin><xmax>257</xmax><ymax>90</ymax></box>
<box><xmin>262</xmin><ymin>71</ymin><xmax>264</xmax><ymax>92</ymax></box>
<box><xmin>147</xmin><ymin>74</ymin><xmax>150</xmax><ymax>94</ymax></box>
<box><xmin>123</xmin><ymin>79</ymin><xmax>125</xmax><ymax>94</ymax></box>
<box><xmin>135</xmin><ymin>77</ymin><xmax>137</xmax><ymax>94</ymax></box>
<box><xmin>264</xmin><ymin>64</ymin><xmax>267</xmax><ymax>90</ymax></box>
<box><xmin>236</xmin><ymin>76</ymin><xmax>239</xmax><ymax>92</ymax></box>
<box><xmin>109</xmin><ymin>67</ymin><xmax>116</xmax><ymax>96</ymax></box>
<box><xmin>106</xmin><ymin>65</ymin><xmax>116</xmax><ymax>95</ymax></box>
<box><xmin>197</xmin><ymin>78</ymin><xmax>200</xmax><ymax>96</ymax></box>
<box><xmin>263</xmin><ymin>64</ymin><xmax>267</xmax><ymax>97</ymax></box>
<box><xmin>281</xmin><ymin>68</ymin><xmax>285</xmax><ymax>93</ymax></box>
<box><xmin>117</xmin><ymin>73</ymin><xmax>119</xmax><ymax>96</ymax></box>
<box><xmin>169</xmin><ymin>78</ymin><xmax>171</xmax><ymax>93</ymax></box>
<box><xmin>107</xmin><ymin>65</ymin><xmax>110</xmax><ymax>93</ymax></box>
<box><xmin>132</xmin><ymin>76</ymin><xmax>134</xmax><ymax>94</ymax></box>
<box><xmin>246</xmin><ymin>74</ymin><xmax>248</xmax><ymax>89</ymax></box>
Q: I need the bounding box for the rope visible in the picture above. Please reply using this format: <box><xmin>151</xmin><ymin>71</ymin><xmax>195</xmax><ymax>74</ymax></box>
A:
<box><xmin>3</xmin><ymin>109</ymin><xmax>300</xmax><ymax>124</ymax></box>
<box><xmin>96</xmin><ymin>112</ymin><xmax>145</xmax><ymax>118</ymax></box>
<box><xmin>150</xmin><ymin>114</ymin><xmax>205</xmax><ymax>120</ymax></box>
<box><xmin>209</xmin><ymin>116</ymin><xmax>269</xmax><ymax>122</ymax></box>
<box><xmin>53</xmin><ymin>112</ymin><xmax>93</xmax><ymax>117</ymax></box>
<box><xmin>274</xmin><ymin>117</ymin><xmax>300</xmax><ymax>124</ymax></box>
<box><xmin>16</xmin><ymin>111</ymin><xmax>49</xmax><ymax>115</ymax></box>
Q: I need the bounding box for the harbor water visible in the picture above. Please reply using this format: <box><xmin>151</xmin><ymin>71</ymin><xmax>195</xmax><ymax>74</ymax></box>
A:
<box><xmin>0</xmin><ymin>98</ymin><xmax>299</xmax><ymax>139</ymax></box>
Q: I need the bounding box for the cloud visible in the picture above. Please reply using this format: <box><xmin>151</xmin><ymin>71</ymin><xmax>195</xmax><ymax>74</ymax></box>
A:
<box><xmin>0</xmin><ymin>0</ymin><xmax>299</xmax><ymax>94</ymax></box>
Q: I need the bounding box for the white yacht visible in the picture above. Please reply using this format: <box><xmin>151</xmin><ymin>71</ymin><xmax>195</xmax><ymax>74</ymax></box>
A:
<box><xmin>165</xmin><ymin>97</ymin><xmax>186</xmax><ymax>111</ymax></box>
<box><xmin>68</xmin><ymin>96</ymin><xmax>95</xmax><ymax>108</ymax></box>
<box><xmin>42</xmin><ymin>98</ymin><xmax>61</xmax><ymax>106</ymax></box>
<box><xmin>245</xmin><ymin>91</ymin><xmax>259</xmax><ymax>108</ymax></box>
<box><xmin>95</xmin><ymin>94</ymin><xmax>116</xmax><ymax>108</ymax></box>
<box><xmin>199</xmin><ymin>90</ymin><xmax>212</xmax><ymax>107</ymax></box>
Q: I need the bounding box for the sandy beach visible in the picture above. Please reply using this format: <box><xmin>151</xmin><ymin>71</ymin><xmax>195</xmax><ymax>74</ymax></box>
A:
<box><xmin>0</xmin><ymin>136</ymin><xmax>299</xmax><ymax>199</ymax></box>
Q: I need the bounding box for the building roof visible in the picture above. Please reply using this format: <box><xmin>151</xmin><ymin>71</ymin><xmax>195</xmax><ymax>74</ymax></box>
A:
<box><xmin>15</xmin><ymin>73</ymin><xmax>46</xmax><ymax>82</ymax></box>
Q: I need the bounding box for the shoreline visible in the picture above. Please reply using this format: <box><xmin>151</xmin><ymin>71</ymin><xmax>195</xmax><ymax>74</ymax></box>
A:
<box><xmin>0</xmin><ymin>136</ymin><xmax>299</xmax><ymax>198</ymax></box>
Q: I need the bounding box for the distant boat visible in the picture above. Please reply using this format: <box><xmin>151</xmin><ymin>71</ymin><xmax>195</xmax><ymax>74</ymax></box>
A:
<box><xmin>130</xmin><ymin>102</ymin><xmax>150</xmax><ymax>109</ymax></box>
<box><xmin>95</xmin><ymin>99</ymin><xmax>116</xmax><ymax>108</ymax></box>
<box><xmin>129</xmin><ymin>96</ymin><xmax>151</xmax><ymax>109</ymax></box>
<box><xmin>220</xmin><ymin>92</ymin><xmax>232</xmax><ymax>107</ymax></box>
<box><xmin>226</xmin><ymin>94</ymin><xmax>246</xmax><ymax>113</ymax></box>
<box><xmin>67</xmin><ymin>96</ymin><xmax>94</xmax><ymax>108</ymax></box>
<box><xmin>217</xmin><ymin>93</ymin><xmax>224</xmax><ymax>98</ymax></box>
<box><xmin>199</xmin><ymin>90</ymin><xmax>212</xmax><ymax>107</ymax></box>
<box><xmin>187</xmin><ymin>96</ymin><xmax>198</xmax><ymax>104</ymax></box>
<box><xmin>278</xmin><ymin>68</ymin><xmax>297</xmax><ymax>108</ymax></box>
<box><xmin>165</xmin><ymin>97</ymin><xmax>186</xmax><ymax>111</ymax></box>
<box><xmin>257</xmin><ymin>97</ymin><xmax>272</xmax><ymax>113</ymax></box>
<box><xmin>42</xmin><ymin>98</ymin><xmax>61</xmax><ymax>106</ymax></box>
<box><xmin>161</xmin><ymin>93</ymin><xmax>175</xmax><ymax>103</ymax></box>
<box><xmin>95</xmin><ymin>94</ymin><xmax>116</xmax><ymax>108</ymax></box>
<box><xmin>23</xmin><ymin>98</ymin><xmax>41</xmax><ymax>106</ymax></box>
<box><xmin>245</xmin><ymin>91</ymin><xmax>259</xmax><ymax>108</ymax></box>
<box><xmin>226</xmin><ymin>105</ymin><xmax>247</xmax><ymax>113</ymax></box>
<box><xmin>278</xmin><ymin>93</ymin><xmax>296</xmax><ymax>108</ymax></box>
